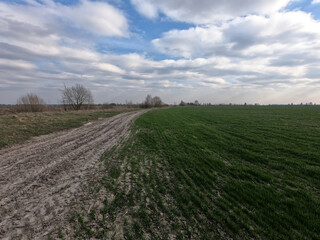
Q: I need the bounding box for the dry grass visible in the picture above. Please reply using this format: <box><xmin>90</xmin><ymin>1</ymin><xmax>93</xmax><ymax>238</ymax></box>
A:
<box><xmin>0</xmin><ymin>108</ymin><xmax>137</xmax><ymax>148</ymax></box>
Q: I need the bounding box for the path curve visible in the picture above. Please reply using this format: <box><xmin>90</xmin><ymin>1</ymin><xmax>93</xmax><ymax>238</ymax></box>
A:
<box><xmin>0</xmin><ymin>110</ymin><xmax>147</xmax><ymax>239</ymax></box>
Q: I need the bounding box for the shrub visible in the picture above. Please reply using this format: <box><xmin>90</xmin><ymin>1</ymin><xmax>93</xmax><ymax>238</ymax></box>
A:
<box><xmin>16</xmin><ymin>93</ymin><xmax>46</xmax><ymax>112</ymax></box>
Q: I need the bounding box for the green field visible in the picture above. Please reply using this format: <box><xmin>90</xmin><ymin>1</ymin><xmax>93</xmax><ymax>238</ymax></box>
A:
<box><xmin>69</xmin><ymin>106</ymin><xmax>320</xmax><ymax>239</ymax></box>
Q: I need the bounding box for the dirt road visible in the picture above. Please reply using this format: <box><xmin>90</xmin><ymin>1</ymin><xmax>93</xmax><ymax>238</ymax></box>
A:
<box><xmin>0</xmin><ymin>110</ymin><xmax>147</xmax><ymax>239</ymax></box>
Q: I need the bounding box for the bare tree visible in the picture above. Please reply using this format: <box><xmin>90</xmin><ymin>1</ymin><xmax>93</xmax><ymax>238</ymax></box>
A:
<box><xmin>62</xmin><ymin>84</ymin><xmax>93</xmax><ymax>110</ymax></box>
<box><xmin>143</xmin><ymin>95</ymin><xmax>163</xmax><ymax>108</ymax></box>
<box><xmin>152</xmin><ymin>96</ymin><xmax>162</xmax><ymax>107</ymax></box>
<box><xmin>16</xmin><ymin>93</ymin><xmax>46</xmax><ymax>112</ymax></box>
<box><xmin>144</xmin><ymin>94</ymin><xmax>153</xmax><ymax>108</ymax></box>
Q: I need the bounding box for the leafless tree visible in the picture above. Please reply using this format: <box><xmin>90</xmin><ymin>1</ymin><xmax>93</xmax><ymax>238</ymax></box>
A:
<box><xmin>16</xmin><ymin>93</ymin><xmax>46</xmax><ymax>112</ymax></box>
<box><xmin>152</xmin><ymin>96</ymin><xmax>162</xmax><ymax>107</ymax></box>
<box><xmin>144</xmin><ymin>94</ymin><xmax>153</xmax><ymax>108</ymax></box>
<box><xmin>143</xmin><ymin>95</ymin><xmax>163</xmax><ymax>108</ymax></box>
<box><xmin>61</xmin><ymin>84</ymin><xmax>93</xmax><ymax>110</ymax></box>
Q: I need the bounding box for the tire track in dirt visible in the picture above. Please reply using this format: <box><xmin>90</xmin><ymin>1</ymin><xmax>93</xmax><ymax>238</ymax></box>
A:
<box><xmin>0</xmin><ymin>110</ymin><xmax>148</xmax><ymax>239</ymax></box>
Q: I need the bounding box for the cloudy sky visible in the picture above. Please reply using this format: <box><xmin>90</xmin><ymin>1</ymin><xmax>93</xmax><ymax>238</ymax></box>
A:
<box><xmin>0</xmin><ymin>0</ymin><xmax>320</xmax><ymax>104</ymax></box>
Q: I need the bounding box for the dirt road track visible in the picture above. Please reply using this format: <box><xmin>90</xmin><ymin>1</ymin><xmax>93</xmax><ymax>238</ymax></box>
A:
<box><xmin>0</xmin><ymin>110</ymin><xmax>147</xmax><ymax>239</ymax></box>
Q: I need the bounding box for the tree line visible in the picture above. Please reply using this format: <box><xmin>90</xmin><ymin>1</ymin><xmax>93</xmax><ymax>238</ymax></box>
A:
<box><xmin>16</xmin><ymin>84</ymin><xmax>164</xmax><ymax>112</ymax></box>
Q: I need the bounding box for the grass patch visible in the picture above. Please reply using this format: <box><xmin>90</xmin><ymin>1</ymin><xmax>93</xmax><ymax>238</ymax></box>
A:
<box><xmin>0</xmin><ymin>109</ymin><xmax>131</xmax><ymax>148</ymax></box>
<box><xmin>69</xmin><ymin>106</ymin><xmax>320</xmax><ymax>239</ymax></box>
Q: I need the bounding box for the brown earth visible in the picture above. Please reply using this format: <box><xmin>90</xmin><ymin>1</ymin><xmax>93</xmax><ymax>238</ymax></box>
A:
<box><xmin>0</xmin><ymin>110</ymin><xmax>147</xmax><ymax>239</ymax></box>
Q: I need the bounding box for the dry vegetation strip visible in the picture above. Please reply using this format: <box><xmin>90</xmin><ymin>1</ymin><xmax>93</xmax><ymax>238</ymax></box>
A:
<box><xmin>66</xmin><ymin>106</ymin><xmax>320</xmax><ymax>240</ymax></box>
<box><xmin>0</xmin><ymin>108</ymin><xmax>135</xmax><ymax>148</ymax></box>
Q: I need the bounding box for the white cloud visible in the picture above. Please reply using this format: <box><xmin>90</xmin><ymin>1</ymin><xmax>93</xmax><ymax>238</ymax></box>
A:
<box><xmin>0</xmin><ymin>1</ymin><xmax>319</xmax><ymax>105</ymax></box>
<box><xmin>0</xmin><ymin>0</ymin><xmax>130</xmax><ymax>62</ymax></box>
<box><xmin>96</xmin><ymin>63</ymin><xmax>126</xmax><ymax>74</ymax></box>
<box><xmin>0</xmin><ymin>58</ymin><xmax>36</xmax><ymax>70</ymax></box>
<box><xmin>62</xmin><ymin>0</ymin><xmax>129</xmax><ymax>37</ymax></box>
<box><xmin>0</xmin><ymin>0</ymin><xmax>129</xmax><ymax>37</ymax></box>
<box><xmin>131</xmin><ymin>0</ymin><xmax>158</xmax><ymax>18</ymax></box>
<box><xmin>1</xmin><ymin>49</ymin><xmax>320</xmax><ymax>104</ymax></box>
<box><xmin>130</xmin><ymin>0</ymin><xmax>293</xmax><ymax>23</ymax></box>
<box><xmin>312</xmin><ymin>0</ymin><xmax>320</xmax><ymax>4</ymax></box>
<box><xmin>153</xmin><ymin>11</ymin><xmax>320</xmax><ymax>61</ymax></box>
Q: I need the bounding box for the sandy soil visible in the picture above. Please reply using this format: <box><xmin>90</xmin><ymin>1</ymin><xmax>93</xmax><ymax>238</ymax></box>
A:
<box><xmin>0</xmin><ymin>110</ymin><xmax>147</xmax><ymax>239</ymax></box>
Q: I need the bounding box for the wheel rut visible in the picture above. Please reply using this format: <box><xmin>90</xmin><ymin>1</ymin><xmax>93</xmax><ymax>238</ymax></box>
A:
<box><xmin>0</xmin><ymin>110</ymin><xmax>147</xmax><ymax>239</ymax></box>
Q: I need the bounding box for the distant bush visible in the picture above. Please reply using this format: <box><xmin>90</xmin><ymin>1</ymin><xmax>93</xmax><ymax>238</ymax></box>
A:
<box><xmin>179</xmin><ymin>100</ymin><xmax>186</xmax><ymax>106</ymax></box>
<box><xmin>16</xmin><ymin>93</ymin><xmax>46</xmax><ymax>112</ymax></box>
<box><xmin>142</xmin><ymin>94</ymin><xmax>163</xmax><ymax>108</ymax></box>
<box><xmin>125</xmin><ymin>101</ymin><xmax>137</xmax><ymax>108</ymax></box>
<box><xmin>101</xmin><ymin>103</ymin><xmax>117</xmax><ymax>109</ymax></box>
<box><xmin>179</xmin><ymin>100</ymin><xmax>202</xmax><ymax>106</ymax></box>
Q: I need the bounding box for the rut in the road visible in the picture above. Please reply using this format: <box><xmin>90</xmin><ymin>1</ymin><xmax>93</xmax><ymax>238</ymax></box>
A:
<box><xmin>0</xmin><ymin>110</ymin><xmax>147</xmax><ymax>239</ymax></box>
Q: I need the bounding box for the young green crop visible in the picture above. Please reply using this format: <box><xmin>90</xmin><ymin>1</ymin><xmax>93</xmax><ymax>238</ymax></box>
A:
<box><xmin>69</xmin><ymin>106</ymin><xmax>320</xmax><ymax>239</ymax></box>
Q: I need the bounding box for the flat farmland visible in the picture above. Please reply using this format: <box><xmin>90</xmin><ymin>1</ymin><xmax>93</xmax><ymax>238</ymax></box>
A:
<box><xmin>69</xmin><ymin>106</ymin><xmax>320</xmax><ymax>239</ymax></box>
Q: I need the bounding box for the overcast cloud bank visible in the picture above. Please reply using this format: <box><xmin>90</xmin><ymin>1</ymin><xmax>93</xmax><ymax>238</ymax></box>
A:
<box><xmin>0</xmin><ymin>0</ymin><xmax>319</xmax><ymax>104</ymax></box>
